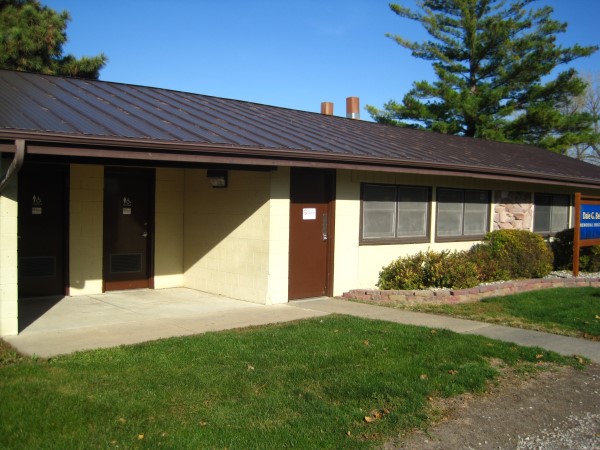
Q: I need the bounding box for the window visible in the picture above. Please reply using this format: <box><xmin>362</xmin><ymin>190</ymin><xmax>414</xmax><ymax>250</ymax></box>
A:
<box><xmin>361</xmin><ymin>184</ymin><xmax>430</xmax><ymax>243</ymax></box>
<box><xmin>436</xmin><ymin>188</ymin><xmax>490</xmax><ymax>239</ymax></box>
<box><xmin>533</xmin><ymin>194</ymin><xmax>570</xmax><ymax>234</ymax></box>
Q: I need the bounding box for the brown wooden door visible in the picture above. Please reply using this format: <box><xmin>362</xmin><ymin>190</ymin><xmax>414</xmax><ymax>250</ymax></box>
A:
<box><xmin>103</xmin><ymin>168</ymin><xmax>154</xmax><ymax>291</ymax></box>
<box><xmin>288</xmin><ymin>168</ymin><xmax>334</xmax><ymax>300</ymax></box>
<box><xmin>18</xmin><ymin>164</ymin><xmax>68</xmax><ymax>298</ymax></box>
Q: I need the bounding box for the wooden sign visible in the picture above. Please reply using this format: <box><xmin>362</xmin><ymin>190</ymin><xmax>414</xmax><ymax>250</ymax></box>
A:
<box><xmin>573</xmin><ymin>193</ymin><xmax>600</xmax><ymax>276</ymax></box>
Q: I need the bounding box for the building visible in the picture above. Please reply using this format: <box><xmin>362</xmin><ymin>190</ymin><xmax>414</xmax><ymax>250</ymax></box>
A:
<box><xmin>1</xmin><ymin>69</ymin><xmax>599</xmax><ymax>336</ymax></box>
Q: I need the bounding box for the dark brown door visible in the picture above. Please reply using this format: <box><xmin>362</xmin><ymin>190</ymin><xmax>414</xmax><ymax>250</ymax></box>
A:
<box><xmin>18</xmin><ymin>164</ymin><xmax>68</xmax><ymax>298</ymax></box>
<box><xmin>103</xmin><ymin>168</ymin><xmax>154</xmax><ymax>291</ymax></box>
<box><xmin>288</xmin><ymin>168</ymin><xmax>334</xmax><ymax>300</ymax></box>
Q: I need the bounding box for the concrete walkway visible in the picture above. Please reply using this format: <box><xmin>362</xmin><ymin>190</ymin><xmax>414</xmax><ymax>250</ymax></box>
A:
<box><xmin>4</xmin><ymin>289</ymin><xmax>329</xmax><ymax>357</ymax></box>
<box><xmin>4</xmin><ymin>290</ymin><xmax>599</xmax><ymax>363</ymax></box>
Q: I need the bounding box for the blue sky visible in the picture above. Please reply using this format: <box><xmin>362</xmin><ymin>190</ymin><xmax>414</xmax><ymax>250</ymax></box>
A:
<box><xmin>44</xmin><ymin>0</ymin><xmax>600</xmax><ymax>119</ymax></box>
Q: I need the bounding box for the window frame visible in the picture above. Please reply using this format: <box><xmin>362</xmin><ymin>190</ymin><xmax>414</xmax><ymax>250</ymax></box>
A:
<box><xmin>360</xmin><ymin>183</ymin><xmax>432</xmax><ymax>245</ymax></box>
<box><xmin>533</xmin><ymin>193</ymin><xmax>571</xmax><ymax>236</ymax></box>
<box><xmin>435</xmin><ymin>188</ymin><xmax>491</xmax><ymax>242</ymax></box>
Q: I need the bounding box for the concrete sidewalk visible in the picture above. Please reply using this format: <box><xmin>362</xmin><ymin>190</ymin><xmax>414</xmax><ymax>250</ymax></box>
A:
<box><xmin>291</xmin><ymin>298</ymin><xmax>600</xmax><ymax>363</ymax></box>
<box><xmin>4</xmin><ymin>289</ymin><xmax>329</xmax><ymax>357</ymax></box>
<box><xmin>4</xmin><ymin>290</ymin><xmax>599</xmax><ymax>363</ymax></box>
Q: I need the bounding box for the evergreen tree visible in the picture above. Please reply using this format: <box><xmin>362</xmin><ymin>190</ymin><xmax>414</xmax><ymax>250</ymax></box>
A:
<box><xmin>0</xmin><ymin>0</ymin><xmax>106</xmax><ymax>79</ymax></box>
<box><xmin>367</xmin><ymin>0</ymin><xmax>598</xmax><ymax>154</ymax></box>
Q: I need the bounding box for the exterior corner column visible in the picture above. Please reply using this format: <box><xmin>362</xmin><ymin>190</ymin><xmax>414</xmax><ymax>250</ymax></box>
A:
<box><xmin>0</xmin><ymin>160</ymin><xmax>19</xmax><ymax>336</ymax></box>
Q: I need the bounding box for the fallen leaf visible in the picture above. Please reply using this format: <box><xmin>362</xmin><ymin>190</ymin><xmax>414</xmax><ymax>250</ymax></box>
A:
<box><xmin>448</xmin><ymin>369</ymin><xmax>459</xmax><ymax>375</ymax></box>
<box><xmin>247</xmin><ymin>364</ymin><xmax>255</xmax><ymax>371</ymax></box>
<box><xmin>595</xmin><ymin>315</ymin><xmax>600</xmax><ymax>320</ymax></box>
<box><xmin>161</xmin><ymin>432</ymin><xmax>168</xmax><ymax>437</ymax></box>
<box><xmin>370</xmin><ymin>410</ymin><xmax>382</xmax><ymax>419</ymax></box>
<box><xmin>420</xmin><ymin>374</ymin><xmax>428</xmax><ymax>380</ymax></box>
<box><xmin>574</xmin><ymin>355</ymin><xmax>585</xmax><ymax>364</ymax></box>
<box><xmin>535</xmin><ymin>354</ymin><xmax>544</xmax><ymax>359</ymax></box>
<box><xmin>137</xmin><ymin>434</ymin><xmax>144</xmax><ymax>440</ymax></box>
<box><xmin>430</xmin><ymin>329</ymin><xmax>437</xmax><ymax>334</ymax></box>
<box><xmin>118</xmin><ymin>418</ymin><xmax>127</xmax><ymax>424</ymax></box>
<box><xmin>363</xmin><ymin>340</ymin><xmax>369</xmax><ymax>346</ymax></box>
<box><xmin>364</xmin><ymin>407</ymin><xmax>390</xmax><ymax>424</ymax></box>
<box><xmin>199</xmin><ymin>421</ymin><xmax>208</xmax><ymax>427</ymax></box>
<box><xmin>346</xmin><ymin>431</ymin><xmax>351</xmax><ymax>436</ymax></box>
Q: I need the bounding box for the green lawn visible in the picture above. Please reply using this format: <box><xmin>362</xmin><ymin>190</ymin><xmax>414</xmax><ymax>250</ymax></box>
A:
<box><xmin>393</xmin><ymin>287</ymin><xmax>600</xmax><ymax>339</ymax></box>
<box><xmin>0</xmin><ymin>315</ymin><xmax>581</xmax><ymax>449</ymax></box>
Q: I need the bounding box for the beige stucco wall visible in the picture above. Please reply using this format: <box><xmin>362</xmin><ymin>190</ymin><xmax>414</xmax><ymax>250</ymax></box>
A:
<box><xmin>154</xmin><ymin>168</ymin><xmax>184</xmax><ymax>289</ymax></box>
<box><xmin>265</xmin><ymin>167</ymin><xmax>290</xmax><ymax>304</ymax></box>
<box><xmin>0</xmin><ymin>157</ymin><xmax>18</xmax><ymax>336</ymax></box>
<box><xmin>332</xmin><ymin>170</ymin><xmax>590</xmax><ymax>295</ymax></box>
<box><xmin>183</xmin><ymin>168</ymin><xmax>289</xmax><ymax>304</ymax></box>
<box><xmin>69</xmin><ymin>164</ymin><xmax>103</xmax><ymax>295</ymax></box>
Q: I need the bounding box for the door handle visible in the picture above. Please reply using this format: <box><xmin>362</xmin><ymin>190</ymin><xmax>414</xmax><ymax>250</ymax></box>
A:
<box><xmin>322</xmin><ymin>213</ymin><xmax>328</xmax><ymax>241</ymax></box>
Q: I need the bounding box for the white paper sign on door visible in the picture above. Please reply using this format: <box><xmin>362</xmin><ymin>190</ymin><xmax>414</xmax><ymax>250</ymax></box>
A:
<box><xmin>303</xmin><ymin>208</ymin><xmax>316</xmax><ymax>220</ymax></box>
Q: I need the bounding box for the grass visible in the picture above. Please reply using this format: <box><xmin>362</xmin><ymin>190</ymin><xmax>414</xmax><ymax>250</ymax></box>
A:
<box><xmin>0</xmin><ymin>315</ymin><xmax>582</xmax><ymax>449</ymax></box>
<box><xmin>390</xmin><ymin>287</ymin><xmax>600</xmax><ymax>340</ymax></box>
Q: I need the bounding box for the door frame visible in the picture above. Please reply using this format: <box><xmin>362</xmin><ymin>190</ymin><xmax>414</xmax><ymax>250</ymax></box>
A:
<box><xmin>325</xmin><ymin>177</ymin><xmax>336</xmax><ymax>297</ymax></box>
<box><xmin>102</xmin><ymin>166</ymin><xmax>155</xmax><ymax>292</ymax></box>
<box><xmin>288</xmin><ymin>167</ymin><xmax>336</xmax><ymax>299</ymax></box>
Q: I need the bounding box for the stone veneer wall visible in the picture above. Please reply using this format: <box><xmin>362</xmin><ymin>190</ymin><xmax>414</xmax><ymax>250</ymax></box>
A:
<box><xmin>493</xmin><ymin>191</ymin><xmax>533</xmax><ymax>231</ymax></box>
<box><xmin>342</xmin><ymin>277</ymin><xmax>600</xmax><ymax>306</ymax></box>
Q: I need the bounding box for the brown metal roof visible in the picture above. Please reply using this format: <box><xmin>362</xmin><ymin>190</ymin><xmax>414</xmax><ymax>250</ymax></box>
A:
<box><xmin>1</xmin><ymin>69</ymin><xmax>599</xmax><ymax>188</ymax></box>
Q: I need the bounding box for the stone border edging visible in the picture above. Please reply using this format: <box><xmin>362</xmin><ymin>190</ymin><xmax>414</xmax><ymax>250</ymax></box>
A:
<box><xmin>342</xmin><ymin>277</ymin><xmax>600</xmax><ymax>305</ymax></box>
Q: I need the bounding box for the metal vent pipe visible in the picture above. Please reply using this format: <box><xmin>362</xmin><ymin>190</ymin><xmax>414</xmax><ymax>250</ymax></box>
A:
<box><xmin>321</xmin><ymin>102</ymin><xmax>334</xmax><ymax>116</ymax></box>
<box><xmin>346</xmin><ymin>97</ymin><xmax>359</xmax><ymax>119</ymax></box>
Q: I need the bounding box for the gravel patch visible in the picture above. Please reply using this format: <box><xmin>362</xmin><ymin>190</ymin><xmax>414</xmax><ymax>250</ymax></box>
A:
<box><xmin>547</xmin><ymin>270</ymin><xmax>600</xmax><ymax>279</ymax></box>
<box><xmin>388</xmin><ymin>364</ymin><xmax>600</xmax><ymax>449</ymax></box>
<box><xmin>517</xmin><ymin>411</ymin><xmax>600</xmax><ymax>449</ymax></box>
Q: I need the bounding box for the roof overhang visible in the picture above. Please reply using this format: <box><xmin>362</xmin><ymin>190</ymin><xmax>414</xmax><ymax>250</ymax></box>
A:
<box><xmin>1</xmin><ymin>131</ymin><xmax>600</xmax><ymax>190</ymax></box>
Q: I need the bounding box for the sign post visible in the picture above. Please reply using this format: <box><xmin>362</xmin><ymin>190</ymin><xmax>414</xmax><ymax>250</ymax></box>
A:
<box><xmin>573</xmin><ymin>193</ymin><xmax>600</xmax><ymax>276</ymax></box>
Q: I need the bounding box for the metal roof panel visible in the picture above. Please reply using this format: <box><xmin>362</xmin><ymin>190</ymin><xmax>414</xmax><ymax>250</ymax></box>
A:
<box><xmin>0</xmin><ymin>69</ymin><xmax>599</xmax><ymax>185</ymax></box>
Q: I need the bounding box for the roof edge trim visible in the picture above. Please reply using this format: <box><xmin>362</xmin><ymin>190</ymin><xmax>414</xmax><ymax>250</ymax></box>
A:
<box><xmin>1</xmin><ymin>130</ymin><xmax>599</xmax><ymax>189</ymax></box>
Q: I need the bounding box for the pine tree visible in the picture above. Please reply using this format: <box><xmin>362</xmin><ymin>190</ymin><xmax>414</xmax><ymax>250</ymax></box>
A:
<box><xmin>0</xmin><ymin>0</ymin><xmax>106</xmax><ymax>79</ymax></box>
<box><xmin>367</xmin><ymin>0</ymin><xmax>598</xmax><ymax>154</ymax></box>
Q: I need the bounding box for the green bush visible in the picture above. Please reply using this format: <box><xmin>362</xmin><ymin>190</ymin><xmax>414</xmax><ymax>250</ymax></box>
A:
<box><xmin>478</xmin><ymin>229</ymin><xmax>553</xmax><ymax>279</ymax></box>
<box><xmin>467</xmin><ymin>244</ymin><xmax>510</xmax><ymax>282</ymax></box>
<box><xmin>378</xmin><ymin>251</ymin><xmax>428</xmax><ymax>290</ymax></box>
<box><xmin>551</xmin><ymin>228</ymin><xmax>600</xmax><ymax>271</ymax></box>
<box><xmin>377</xmin><ymin>230</ymin><xmax>554</xmax><ymax>291</ymax></box>
<box><xmin>377</xmin><ymin>250</ymin><xmax>479</xmax><ymax>290</ymax></box>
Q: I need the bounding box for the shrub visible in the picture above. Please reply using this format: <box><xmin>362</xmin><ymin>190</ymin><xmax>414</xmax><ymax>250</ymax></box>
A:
<box><xmin>551</xmin><ymin>228</ymin><xmax>600</xmax><ymax>271</ymax></box>
<box><xmin>467</xmin><ymin>244</ymin><xmax>510</xmax><ymax>282</ymax></box>
<box><xmin>551</xmin><ymin>228</ymin><xmax>574</xmax><ymax>270</ymax></box>
<box><xmin>423</xmin><ymin>250</ymin><xmax>480</xmax><ymax>289</ymax></box>
<box><xmin>377</xmin><ymin>230</ymin><xmax>553</xmax><ymax>292</ymax></box>
<box><xmin>377</xmin><ymin>250</ymin><xmax>479</xmax><ymax>290</ymax></box>
<box><xmin>378</xmin><ymin>251</ymin><xmax>428</xmax><ymax>290</ymax></box>
<box><xmin>478</xmin><ymin>229</ymin><xmax>553</xmax><ymax>279</ymax></box>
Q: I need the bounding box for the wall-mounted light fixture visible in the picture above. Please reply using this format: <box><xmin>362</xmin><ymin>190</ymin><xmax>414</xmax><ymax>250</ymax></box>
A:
<box><xmin>206</xmin><ymin>169</ymin><xmax>228</xmax><ymax>188</ymax></box>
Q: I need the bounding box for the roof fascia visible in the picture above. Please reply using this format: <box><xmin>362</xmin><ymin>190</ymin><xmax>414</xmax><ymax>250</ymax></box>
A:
<box><xmin>1</xmin><ymin>131</ymin><xmax>599</xmax><ymax>190</ymax></box>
